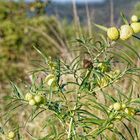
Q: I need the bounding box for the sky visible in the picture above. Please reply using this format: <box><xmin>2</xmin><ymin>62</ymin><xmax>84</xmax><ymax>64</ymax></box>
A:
<box><xmin>25</xmin><ymin>0</ymin><xmax>104</xmax><ymax>3</ymax></box>
<box><xmin>52</xmin><ymin>0</ymin><xmax>104</xmax><ymax>2</ymax></box>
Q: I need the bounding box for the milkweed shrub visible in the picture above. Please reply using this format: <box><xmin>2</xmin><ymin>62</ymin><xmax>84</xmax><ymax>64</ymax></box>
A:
<box><xmin>1</xmin><ymin>14</ymin><xmax>140</xmax><ymax>140</ymax></box>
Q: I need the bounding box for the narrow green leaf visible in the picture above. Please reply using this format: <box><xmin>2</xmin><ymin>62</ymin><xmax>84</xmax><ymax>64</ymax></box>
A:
<box><xmin>120</xmin><ymin>12</ymin><xmax>129</xmax><ymax>25</ymax></box>
<box><xmin>122</xmin><ymin>122</ymin><xmax>134</xmax><ymax>140</ymax></box>
<box><xmin>94</xmin><ymin>24</ymin><xmax>108</xmax><ymax>32</ymax></box>
<box><xmin>10</xmin><ymin>82</ymin><xmax>24</xmax><ymax>99</ymax></box>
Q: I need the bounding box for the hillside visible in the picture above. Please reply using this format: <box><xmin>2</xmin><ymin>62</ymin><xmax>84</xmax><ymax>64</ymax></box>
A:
<box><xmin>46</xmin><ymin>0</ymin><xmax>140</xmax><ymax>26</ymax></box>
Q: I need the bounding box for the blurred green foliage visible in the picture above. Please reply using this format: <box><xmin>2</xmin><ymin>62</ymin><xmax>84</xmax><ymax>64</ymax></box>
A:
<box><xmin>0</xmin><ymin>0</ymin><xmax>72</xmax><ymax>84</ymax></box>
<box><xmin>134</xmin><ymin>2</ymin><xmax>140</xmax><ymax>17</ymax></box>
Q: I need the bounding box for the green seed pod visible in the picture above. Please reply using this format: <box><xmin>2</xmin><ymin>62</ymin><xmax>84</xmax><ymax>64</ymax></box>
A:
<box><xmin>44</xmin><ymin>74</ymin><xmax>56</xmax><ymax>86</ymax></box>
<box><xmin>120</xmin><ymin>25</ymin><xmax>133</xmax><ymax>40</ymax></box>
<box><xmin>131</xmin><ymin>22</ymin><xmax>140</xmax><ymax>33</ymax></box>
<box><xmin>48</xmin><ymin>78</ymin><xmax>55</xmax><ymax>86</ymax></box>
<box><xmin>113</xmin><ymin>102</ymin><xmax>121</xmax><ymax>111</ymax></box>
<box><xmin>131</xmin><ymin>15</ymin><xmax>138</xmax><ymax>23</ymax></box>
<box><xmin>121</xmin><ymin>103</ymin><xmax>126</xmax><ymax>109</ymax></box>
<box><xmin>34</xmin><ymin>95</ymin><xmax>42</xmax><ymax>103</ymax></box>
<box><xmin>124</xmin><ymin>108</ymin><xmax>135</xmax><ymax>116</ymax></box>
<box><xmin>107</xmin><ymin>27</ymin><xmax>119</xmax><ymax>41</ymax></box>
<box><xmin>29</xmin><ymin>99</ymin><xmax>36</xmax><ymax>106</ymax></box>
<box><xmin>8</xmin><ymin>131</ymin><xmax>15</xmax><ymax>139</ymax></box>
<box><xmin>97</xmin><ymin>63</ymin><xmax>110</xmax><ymax>73</ymax></box>
<box><xmin>98</xmin><ymin>77</ymin><xmax>109</xmax><ymax>87</ymax></box>
<box><xmin>25</xmin><ymin>93</ymin><xmax>33</xmax><ymax>101</ymax></box>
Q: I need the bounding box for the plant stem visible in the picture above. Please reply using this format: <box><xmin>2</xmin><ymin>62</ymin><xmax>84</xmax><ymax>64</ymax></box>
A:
<box><xmin>68</xmin><ymin>117</ymin><xmax>74</xmax><ymax>139</ymax></box>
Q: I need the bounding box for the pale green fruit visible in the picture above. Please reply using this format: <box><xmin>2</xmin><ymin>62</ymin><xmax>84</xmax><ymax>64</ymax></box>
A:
<box><xmin>97</xmin><ymin>63</ymin><xmax>110</xmax><ymax>72</ymax></box>
<box><xmin>44</xmin><ymin>74</ymin><xmax>56</xmax><ymax>86</ymax></box>
<box><xmin>25</xmin><ymin>93</ymin><xmax>33</xmax><ymax>101</ymax></box>
<box><xmin>107</xmin><ymin>27</ymin><xmax>119</xmax><ymax>41</ymax></box>
<box><xmin>124</xmin><ymin>108</ymin><xmax>135</xmax><ymax>116</ymax></box>
<box><xmin>120</xmin><ymin>25</ymin><xmax>133</xmax><ymax>40</ymax></box>
<box><xmin>29</xmin><ymin>99</ymin><xmax>36</xmax><ymax>106</ymax></box>
<box><xmin>8</xmin><ymin>131</ymin><xmax>15</xmax><ymax>139</ymax></box>
<box><xmin>131</xmin><ymin>15</ymin><xmax>138</xmax><ymax>22</ymax></box>
<box><xmin>34</xmin><ymin>95</ymin><xmax>42</xmax><ymax>103</ymax></box>
<box><xmin>115</xmin><ymin>115</ymin><xmax>122</xmax><ymax>120</ymax></box>
<box><xmin>98</xmin><ymin>77</ymin><xmax>109</xmax><ymax>87</ymax></box>
<box><xmin>47</xmin><ymin>78</ymin><xmax>55</xmax><ymax>86</ymax></box>
<box><xmin>121</xmin><ymin>103</ymin><xmax>126</xmax><ymax>109</ymax></box>
<box><xmin>113</xmin><ymin>102</ymin><xmax>121</xmax><ymax>111</ymax></box>
<box><xmin>131</xmin><ymin>22</ymin><xmax>140</xmax><ymax>33</ymax></box>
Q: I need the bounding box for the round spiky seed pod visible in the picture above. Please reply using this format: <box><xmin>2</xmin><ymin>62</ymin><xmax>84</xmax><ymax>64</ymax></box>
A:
<box><xmin>120</xmin><ymin>25</ymin><xmax>133</xmax><ymax>40</ymax></box>
<box><xmin>124</xmin><ymin>108</ymin><xmax>135</xmax><ymax>116</ymax></box>
<box><xmin>113</xmin><ymin>102</ymin><xmax>121</xmax><ymax>111</ymax></box>
<box><xmin>34</xmin><ymin>95</ymin><xmax>42</xmax><ymax>103</ymax></box>
<box><xmin>131</xmin><ymin>22</ymin><xmax>140</xmax><ymax>33</ymax></box>
<box><xmin>107</xmin><ymin>27</ymin><xmax>119</xmax><ymax>41</ymax></box>
<box><xmin>29</xmin><ymin>99</ymin><xmax>36</xmax><ymax>106</ymax></box>
<box><xmin>121</xmin><ymin>103</ymin><xmax>126</xmax><ymax>109</ymax></box>
<box><xmin>131</xmin><ymin>15</ymin><xmax>138</xmax><ymax>23</ymax></box>
<box><xmin>97</xmin><ymin>63</ymin><xmax>110</xmax><ymax>73</ymax></box>
<box><xmin>8</xmin><ymin>131</ymin><xmax>15</xmax><ymax>139</ymax></box>
<box><xmin>25</xmin><ymin>93</ymin><xmax>33</xmax><ymax>101</ymax></box>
